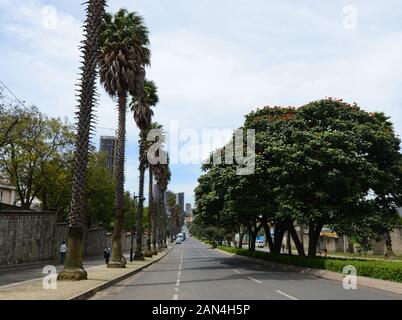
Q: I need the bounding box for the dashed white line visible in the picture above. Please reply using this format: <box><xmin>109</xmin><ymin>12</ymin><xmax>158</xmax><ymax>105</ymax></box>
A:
<box><xmin>173</xmin><ymin>246</ymin><xmax>184</xmax><ymax>300</ymax></box>
<box><xmin>232</xmin><ymin>269</ymin><xmax>241</xmax><ymax>274</ymax></box>
<box><xmin>276</xmin><ymin>289</ymin><xmax>298</xmax><ymax>300</ymax></box>
<box><xmin>247</xmin><ymin>276</ymin><xmax>262</xmax><ymax>284</ymax></box>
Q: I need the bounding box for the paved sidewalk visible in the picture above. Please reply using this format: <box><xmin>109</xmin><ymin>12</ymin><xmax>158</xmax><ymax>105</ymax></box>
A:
<box><xmin>0</xmin><ymin>255</ymin><xmax>116</xmax><ymax>287</ymax></box>
<box><xmin>0</xmin><ymin>247</ymin><xmax>173</xmax><ymax>300</ymax></box>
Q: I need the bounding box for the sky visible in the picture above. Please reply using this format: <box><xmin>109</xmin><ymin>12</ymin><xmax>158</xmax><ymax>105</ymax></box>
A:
<box><xmin>1</xmin><ymin>0</ymin><xmax>402</xmax><ymax>206</ymax></box>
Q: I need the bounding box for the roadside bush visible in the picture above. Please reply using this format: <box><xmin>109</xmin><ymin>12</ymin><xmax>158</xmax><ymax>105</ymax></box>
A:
<box><xmin>217</xmin><ymin>246</ymin><xmax>402</xmax><ymax>283</ymax></box>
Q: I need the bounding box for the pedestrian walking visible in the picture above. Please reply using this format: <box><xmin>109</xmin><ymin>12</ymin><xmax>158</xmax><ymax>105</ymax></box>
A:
<box><xmin>59</xmin><ymin>241</ymin><xmax>67</xmax><ymax>263</ymax></box>
<box><xmin>103</xmin><ymin>247</ymin><xmax>111</xmax><ymax>264</ymax></box>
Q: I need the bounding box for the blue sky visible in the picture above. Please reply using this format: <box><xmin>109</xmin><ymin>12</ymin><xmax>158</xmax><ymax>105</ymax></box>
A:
<box><xmin>1</xmin><ymin>0</ymin><xmax>402</xmax><ymax>206</ymax></box>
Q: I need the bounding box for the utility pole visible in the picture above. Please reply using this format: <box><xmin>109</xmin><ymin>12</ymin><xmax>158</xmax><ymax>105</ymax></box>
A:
<box><xmin>130</xmin><ymin>192</ymin><xmax>139</xmax><ymax>262</ymax></box>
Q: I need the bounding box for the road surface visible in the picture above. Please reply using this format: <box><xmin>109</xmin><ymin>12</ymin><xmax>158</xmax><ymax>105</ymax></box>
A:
<box><xmin>91</xmin><ymin>238</ymin><xmax>402</xmax><ymax>300</ymax></box>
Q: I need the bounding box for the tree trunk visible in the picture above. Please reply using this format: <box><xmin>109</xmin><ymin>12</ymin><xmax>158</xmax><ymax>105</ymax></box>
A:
<box><xmin>385</xmin><ymin>231</ymin><xmax>396</xmax><ymax>259</ymax></box>
<box><xmin>157</xmin><ymin>196</ymin><xmax>163</xmax><ymax>251</ymax></box>
<box><xmin>308</xmin><ymin>222</ymin><xmax>323</xmax><ymax>257</ymax></box>
<box><xmin>162</xmin><ymin>192</ymin><xmax>168</xmax><ymax>248</ymax></box>
<box><xmin>134</xmin><ymin>130</ymin><xmax>146</xmax><ymax>260</ymax></box>
<box><xmin>58</xmin><ymin>0</ymin><xmax>106</xmax><ymax>281</ymax></box>
<box><xmin>151</xmin><ymin>172</ymin><xmax>158</xmax><ymax>255</ymax></box>
<box><xmin>262</xmin><ymin>222</ymin><xmax>274</xmax><ymax>253</ymax></box>
<box><xmin>271</xmin><ymin>222</ymin><xmax>285</xmax><ymax>254</ymax></box>
<box><xmin>144</xmin><ymin>168</ymin><xmax>154</xmax><ymax>257</ymax></box>
<box><xmin>238</xmin><ymin>226</ymin><xmax>246</xmax><ymax>249</ymax></box>
<box><xmin>288</xmin><ymin>222</ymin><xmax>306</xmax><ymax>256</ymax></box>
<box><xmin>108</xmin><ymin>92</ymin><xmax>127</xmax><ymax>268</ymax></box>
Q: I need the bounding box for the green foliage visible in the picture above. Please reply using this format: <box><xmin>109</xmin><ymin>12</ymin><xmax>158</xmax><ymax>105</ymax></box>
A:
<box><xmin>195</xmin><ymin>98</ymin><xmax>402</xmax><ymax>257</ymax></box>
<box><xmin>0</xmin><ymin>101</ymin><xmax>75</xmax><ymax>209</ymax></box>
<box><xmin>217</xmin><ymin>246</ymin><xmax>402</xmax><ymax>283</ymax></box>
<box><xmin>85</xmin><ymin>152</ymin><xmax>115</xmax><ymax>228</ymax></box>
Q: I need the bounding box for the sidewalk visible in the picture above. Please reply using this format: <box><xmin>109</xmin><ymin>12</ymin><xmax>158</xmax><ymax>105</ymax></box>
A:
<box><xmin>0</xmin><ymin>255</ymin><xmax>122</xmax><ymax>287</ymax></box>
<box><xmin>0</xmin><ymin>247</ymin><xmax>173</xmax><ymax>300</ymax></box>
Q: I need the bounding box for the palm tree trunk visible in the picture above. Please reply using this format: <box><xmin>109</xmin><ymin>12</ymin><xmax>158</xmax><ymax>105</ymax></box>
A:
<box><xmin>157</xmin><ymin>195</ymin><xmax>163</xmax><ymax>251</ymax></box>
<box><xmin>144</xmin><ymin>168</ymin><xmax>154</xmax><ymax>257</ymax></box>
<box><xmin>108</xmin><ymin>92</ymin><xmax>127</xmax><ymax>268</ymax></box>
<box><xmin>162</xmin><ymin>192</ymin><xmax>168</xmax><ymax>248</ymax></box>
<box><xmin>150</xmin><ymin>171</ymin><xmax>158</xmax><ymax>254</ymax></box>
<box><xmin>58</xmin><ymin>0</ymin><xmax>106</xmax><ymax>281</ymax></box>
<box><xmin>134</xmin><ymin>130</ymin><xmax>146</xmax><ymax>260</ymax></box>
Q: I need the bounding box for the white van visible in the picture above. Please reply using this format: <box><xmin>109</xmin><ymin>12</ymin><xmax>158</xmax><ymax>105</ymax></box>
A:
<box><xmin>177</xmin><ymin>233</ymin><xmax>184</xmax><ymax>241</ymax></box>
<box><xmin>256</xmin><ymin>239</ymin><xmax>264</xmax><ymax>248</ymax></box>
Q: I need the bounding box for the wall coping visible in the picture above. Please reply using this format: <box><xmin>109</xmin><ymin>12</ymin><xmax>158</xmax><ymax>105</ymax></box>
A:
<box><xmin>0</xmin><ymin>210</ymin><xmax>56</xmax><ymax>215</ymax></box>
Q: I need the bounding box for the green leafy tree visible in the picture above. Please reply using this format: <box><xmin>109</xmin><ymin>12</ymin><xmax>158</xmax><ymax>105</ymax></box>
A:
<box><xmin>85</xmin><ymin>152</ymin><xmax>115</xmax><ymax>228</ymax></box>
<box><xmin>0</xmin><ymin>105</ymin><xmax>74</xmax><ymax>209</ymax></box>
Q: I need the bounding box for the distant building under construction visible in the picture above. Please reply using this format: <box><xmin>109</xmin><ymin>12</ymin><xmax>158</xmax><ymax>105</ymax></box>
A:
<box><xmin>99</xmin><ymin>136</ymin><xmax>117</xmax><ymax>172</ymax></box>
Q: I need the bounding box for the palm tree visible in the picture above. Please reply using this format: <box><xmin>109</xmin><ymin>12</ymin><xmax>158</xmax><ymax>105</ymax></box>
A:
<box><xmin>143</xmin><ymin>122</ymin><xmax>165</xmax><ymax>256</ymax></box>
<box><xmin>130</xmin><ymin>80</ymin><xmax>158</xmax><ymax>260</ymax></box>
<box><xmin>98</xmin><ymin>8</ymin><xmax>150</xmax><ymax>267</ymax></box>
<box><xmin>58</xmin><ymin>0</ymin><xmax>106</xmax><ymax>281</ymax></box>
<box><xmin>154</xmin><ymin>151</ymin><xmax>171</xmax><ymax>249</ymax></box>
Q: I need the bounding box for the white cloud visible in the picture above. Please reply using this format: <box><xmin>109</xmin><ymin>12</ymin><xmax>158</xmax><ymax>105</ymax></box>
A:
<box><xmin>1</xmin><ymin>0</ymin><xmax>402</xmax><ymax>205</ymax></box>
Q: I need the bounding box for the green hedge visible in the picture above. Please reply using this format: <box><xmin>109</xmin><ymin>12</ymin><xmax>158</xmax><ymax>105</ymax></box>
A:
<box><xmin>217</xmin><ymin>246</ymin><xmax>402</xmax><ymax>283</ymax></box>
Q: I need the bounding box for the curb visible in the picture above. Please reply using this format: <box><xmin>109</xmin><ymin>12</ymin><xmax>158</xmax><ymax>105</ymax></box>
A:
<box><xmin>215</xmin><ymin>248</ymin><xmax>402</xmax><ymax>296</ymax></box>
<box><xmin>69</xmin><ymin>246</ymin><xmax>174</xmax><ymax>300</ymax></box>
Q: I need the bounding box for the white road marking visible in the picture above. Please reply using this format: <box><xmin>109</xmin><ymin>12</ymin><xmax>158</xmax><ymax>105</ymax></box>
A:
<box><xmin>276</xmin><ymin>289</ymin><xmax>298</xmax><ymax>300</ymax></box>
<box><xmin>173</xmin><ymin>246</ymin><xmax>183</xmax><ymax>300</ymax></box>
<box><xmin>248</xmin><ymin>276</ymin><xmax>262</xmax><ymax>284</ymax></box>
<box><xmin>232</xmin><ymin>269</ymin><xmax>241</xmax><ymax>274</ymax></box>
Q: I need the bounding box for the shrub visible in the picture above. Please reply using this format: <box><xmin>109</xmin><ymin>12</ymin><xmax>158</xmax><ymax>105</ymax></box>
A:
<box><xmin>217</xmin><ymin>246</ymin><xmax>402</xmax><ymax>283</ymax></box>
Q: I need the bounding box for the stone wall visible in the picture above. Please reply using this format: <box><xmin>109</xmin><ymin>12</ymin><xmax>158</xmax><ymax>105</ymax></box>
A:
<box><xmin>0</xmin><ymin>209</ymin><xmax>146</xmax><ymax>266</ymax></box>
<box><xmin>0</xmin><ymin>210</ymin><xmax>57</xmax><ymax>265</ymax></box>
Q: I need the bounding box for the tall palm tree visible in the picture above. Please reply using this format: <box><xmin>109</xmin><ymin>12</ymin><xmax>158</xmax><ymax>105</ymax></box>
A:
<box><xmin>143</xmin><ymin>122</ymin><xmax>165</xmax><ymax>256</ymax></box>
<box><xmin>130</xmin><ymin>80</ymin><xmax>158</xmax><ymax>260</ymax></box>
<box><xmin>154</xmin><ymin>152</ymin><xmax>171</xmax><ymax>249</ymax></box>
<box><xmin>58</xmin><ymin>0</ymin><xmax>106</xmax><ymax>281</ymax></box>
<box><xmin>98</xmin><ymin>8</ymin><xmax>150</xmax><ymax>267</ymax></box>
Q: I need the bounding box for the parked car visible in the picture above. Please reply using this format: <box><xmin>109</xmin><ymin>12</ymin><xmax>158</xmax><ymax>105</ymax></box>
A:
<box><xmin>256</xmin><ymin>239</ymin><xmax>265</xmax><ymax>248</ymax></box>
<box><xmin>175</xmin><ymin>237</ymin><xmax>182</xmax><ymax>244</ymax></box>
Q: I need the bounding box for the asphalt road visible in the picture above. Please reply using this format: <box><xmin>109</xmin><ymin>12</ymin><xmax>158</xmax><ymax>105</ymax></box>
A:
<box><xmin>91</xmin><ymin>238</ymin><xmax>402</xmax><ymax>300</ymax></box>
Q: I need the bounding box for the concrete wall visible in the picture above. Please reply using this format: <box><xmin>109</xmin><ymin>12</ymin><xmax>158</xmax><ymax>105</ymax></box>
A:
<box><xmin>371</xmin><ymin>227</ymin><xmax>402</xmax><ymax>256</ymax></box>
<box><xmin>0</xmin><ymin>188</ymin><xmax>16</xmax><ymax>205</ymax></box>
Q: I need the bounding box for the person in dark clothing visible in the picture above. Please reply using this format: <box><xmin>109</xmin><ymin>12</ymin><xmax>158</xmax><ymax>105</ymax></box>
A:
<box><xmin>103</xmin><ymin>247</ymin><xmax>111</xmax><ymax>264</ymax></box>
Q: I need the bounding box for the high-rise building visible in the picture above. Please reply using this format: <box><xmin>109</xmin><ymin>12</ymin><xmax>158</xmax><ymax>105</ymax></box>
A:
<box><xmin>99</xmin><ymin>136</ymin><xmax>117</xmax><ymax>172</ymax></box>
<box><xmin>185</xmin><ymin>203</ymin><xmax>192</xmax><ymax>216</ymax></box>
<box><xmin>176</xmin><ymin>192</ymin><xmax>185</xmax><ymax>215</ymax></box>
